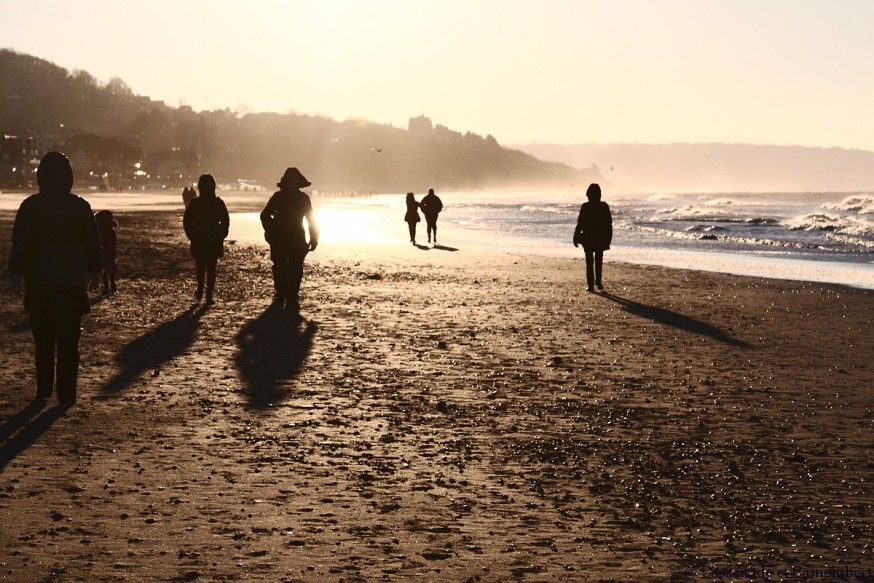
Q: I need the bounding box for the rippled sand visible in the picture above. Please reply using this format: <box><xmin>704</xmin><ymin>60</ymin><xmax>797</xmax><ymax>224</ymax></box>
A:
<box><xmin>1</xmin><ymin>210</ymin><xmax>871</xmax><ymax>581</ymax></box>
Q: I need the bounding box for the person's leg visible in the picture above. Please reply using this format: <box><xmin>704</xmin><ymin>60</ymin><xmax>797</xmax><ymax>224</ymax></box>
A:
<box><xmin>205</xmin><ymin>257</ymin><xmax>218</xmax><ymax>303</ymax></box>
<box><xmin>271</xmin><ymin>262</ymin><xmax>283</xmax><ymax>299</ymax></box>
<box><xmin>584</xmin><ymin>249</ymin><xmax>595</xmax><ymax>291</ymax></box>
<box><xmin>432</xmin><ymin>221</ymin><xmax>437</xmax><ymax>243</ymax></box>
<box><xmin>29</xmin><ymin>310</ymin><xmax>56</xmax><ymax>399</ymax></box>
<box><xmin>55</xmin><ymin>311</ymin><xmax>82</xmax><ymax>404</ymax></box>
<box><xmin>408</xmin><ymin>222</ymin><xmax>416</xmax><ymax>243</ymax></box>
<box><xmin>269</xmin><ymin>246</ymin><xmax>286</xmax><ymax>301</ymax></box>
<box><xmin>594</xmin><ymin>251</ymin><xmax>604</xmax><ymax>289</ymax></box>
<box><xmin>195</xmin><ymin>259</ymin><xmax>206</xmax><ymax>300</ymax></box>
<box><xmin>287</xmin><ymin>250</ymin><xmax>308</xmax><ymax>310</ymax></box>
<box><xmin>102</xmin><ymin>272</ymin><xmax>110</xmax><ymax>294</ymax></box>
<box><xmin>109</xmin><ymin>272</ymin><xmax>117</xmax><ymax>293</ymax></box>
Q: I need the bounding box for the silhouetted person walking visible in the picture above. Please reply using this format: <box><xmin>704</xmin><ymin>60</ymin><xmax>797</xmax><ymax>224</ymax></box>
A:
<box><xmin>573</xmin><ymin>183</ymin><xmax>612</xmax><ymax>292</ymax></box>
<box><xmin>404</xmin><ymin>192</ymin><xmax>421</xmax><ymax>244</ymax></box>
<box><xmin>8</xmin><ymin>152</ymin><xmax>101</xmax><ymax>404</ymax></box>
<box><xmin>94</xmin><ymin>210</ymin><xmax>118</xmax><ymax>294</ymax></box>
<box><xmin>183</xmin><ymin>174</ymin><xmax>229</xmax><ymax>304</ymax></box>
<box><xmin>419</xmin><ymin>188</ymin><xmax>443</xmax><ymax>244</ymax></box>
<box><xmin>260</xmin><ymin>167</ymin><xmax>319</xmax><ymax>311</ymax></box>
<box><xmin>182</xmin><ymin>186</ymin><xmax>196</xmax><ymax>208</ymax></box>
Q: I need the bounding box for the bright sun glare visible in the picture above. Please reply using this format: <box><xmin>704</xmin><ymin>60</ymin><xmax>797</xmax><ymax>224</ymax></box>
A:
<box><xmin>229</xmin><ymin>201</ymin><xmax>394</xmax><ymax>246</ymax></box>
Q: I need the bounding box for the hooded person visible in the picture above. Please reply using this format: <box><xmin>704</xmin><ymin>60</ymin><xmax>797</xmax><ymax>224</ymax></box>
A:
<box><xmin>182</xmin><ymin>174</ymin><xmax>230</xmax><ymax>303</ymax></box>
<box><xmin>260</xmin><ymin>167</ymin><xmax>319</xmax><ymax>310</ymax></box>
<box><xmin>573</xmin><ymin>183</ymin><xmax>613</xmax><ymax>292</ymax></box>
<box><xmin>8</xmin><ymin>151</ymin><xmax>102</xmax><ymax>404</ymax></box>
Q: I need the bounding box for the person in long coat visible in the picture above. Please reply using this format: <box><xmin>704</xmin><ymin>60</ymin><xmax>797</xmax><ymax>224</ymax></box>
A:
<box><xmin>573</xmin><ymin>183</ymin><xmax>613</xmax><ymax>292</ymax></box>
<box><xmin>260</xmin><ymin>167</ymin><xmax>319</xmax><ymax>311</ymax></box>
<box><xmin>8</xmin><ymin>151</ymin><xmax>101</xmax><ymax>404</ymax></box>
<box><xmin>183</xmin><ymin>174</ymin><xmax>229</xmax><ymax>303</ymax></box>
<box><xmin>404</xmin><ymin>192</ymin><xmax>421</xmax><ymax>244</ymax></box>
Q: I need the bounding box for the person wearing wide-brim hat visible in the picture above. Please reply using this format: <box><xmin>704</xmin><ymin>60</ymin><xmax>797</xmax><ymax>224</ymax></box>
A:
<box><xmin>260</xmin><ymin>167</ymin><xmax>319</xmax><ymax>310</ymax></box>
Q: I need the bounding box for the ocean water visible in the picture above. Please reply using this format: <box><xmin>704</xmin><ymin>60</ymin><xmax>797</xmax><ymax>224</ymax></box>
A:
<box><xmin>2</xmin><ymin>189</ymin><xmax>873</xmax><ymax>289</ymax></box>
<box><xmin>294</xmin><ymin>191</ymin><xmax>874</xmax><ymax>289</ymax></box>
<box><xmin>433</xmin><ymin>190</ymin><xmax>874</xmax><ymax>289</ymax></box>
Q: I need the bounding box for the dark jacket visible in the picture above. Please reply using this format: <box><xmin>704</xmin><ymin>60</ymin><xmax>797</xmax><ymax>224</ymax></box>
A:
<box><xmin>419</xmin><ymin>193</ymin><xmax>443</xmax><ymax>220</ymax></box>
<box><xmin>404</xmin><ymin>198</ymin><xmax>421</xmax><ymax>223</ymax></box>
<box><xmin>9</xmin><ymin>191</ymin><xmax>101</xmax><ymax>313</ymax></box>
<box><xmin>183</xmin><ymin>194</ymin><xmax>229</xmax><ymax>260</ymax></box>
<box><xmin>574</xmin><ymin>200</ymin><xmax>613</xmax><ymax>252</ymax></box>
<box><xmin>260</xmin><ymin>188</ymin><xmax>318</xmax><ymax>256</ymax></box>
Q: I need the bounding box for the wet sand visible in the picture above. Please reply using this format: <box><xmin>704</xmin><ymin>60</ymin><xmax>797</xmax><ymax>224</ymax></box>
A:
<box><xmin>1</xmin><ymin>210</ymin><xmax>872</xmax><ymax>582</ymax></box>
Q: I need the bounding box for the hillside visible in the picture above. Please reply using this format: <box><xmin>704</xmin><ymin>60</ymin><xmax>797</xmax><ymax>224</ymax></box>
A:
<box><xmin>514</xmin><ymin>142</ymin><xmax>874</xmax><ymax>194</ymax></box>
<box><xmin>0</xmin><ymin>49</ymin><xmax>599</xmax><ymax>192</ymax></box>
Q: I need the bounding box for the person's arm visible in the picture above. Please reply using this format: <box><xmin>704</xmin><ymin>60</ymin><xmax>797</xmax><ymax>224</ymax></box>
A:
<box><xmin>259</xmin><ymin>196</ymin><xmax>275</xmax><ymax>230</ymax></box>
<box><xmin>8</xmin><ymin>200</ymin><xmax>34</xmax><ymax>276</ymax></box>
<box><xmin>305</xmin><ymin>203</ymin><xmax>319</xmax><ymax>251</ymax></box>
<box><xmin>604</xmin><ymin>204</ymin><xmax>613</xmax><ymax>249</ymax></box>
<box><xmin>183</xmin><ymin>201</ymin><xmax>195</xmax><ymax>240</ymax></box>
<box><xmin>260</xmin><ymin>196</ymin><xmax>276</xmax><ymax>243</ymax></box>
<box><xmin>573</xmin><ymin>204</ymin><xmax>585</xmax><ymax>247</ymax></box>
<box><xmin>82</xmin><ymin>204</ymin><xmax>102</xmax><ymax>275</ymax></box>
<box><xmin>218</xmin><ymin>199</ymin><xmax>230</xmax><ymax>239</ymax></box>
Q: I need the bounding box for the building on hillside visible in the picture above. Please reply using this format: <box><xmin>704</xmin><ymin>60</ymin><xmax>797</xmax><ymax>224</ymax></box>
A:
<box><xmin>148</xmin><ymin>146</ymin><xmax>198</xmax><ymax>188</ymax></box>
<box><xmin>0</xmin><ymin>134</ymin><xmax>38</xmax><ymax>189</ymax></box>
<box><xmin>408</xmin><ymin>115</ymin><xmax>434</xmax><ymax>133</ymax></box>
<box><xmin>66</xmin><ymin>133</ymin><xmax>143</xmax><ymax>191</ymax></box>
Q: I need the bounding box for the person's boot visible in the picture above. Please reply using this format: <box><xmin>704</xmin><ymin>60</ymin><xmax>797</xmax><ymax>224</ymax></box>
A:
<box><xmin>195</xmin><ymin>285</ymin><xmax>204</xmax><ymax>301</ymax></box>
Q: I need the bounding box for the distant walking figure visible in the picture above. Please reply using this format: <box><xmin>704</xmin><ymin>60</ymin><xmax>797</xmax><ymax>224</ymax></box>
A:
<box><xmin>404</xmin><ymin>192</ymin><xmax>421</xmax><ymax>244</ymax></box>
<box><xmin>182</xmin><ymin>186</ymin><xmax>196</xmax><ymax>208</ymax></box>
<box><xmin>183</xmin><ymin>174</ymin><xmax>229</xmax><ymax>304</ymax></box>
<box><xmin>260</xmin><ymin>167</ymin><xmax>319</xmax><ymax>311</ymax></box>
<box><xmin>419</xmin><ymin>188</ymin><xmax>443</xmax><ymax>244</ymax></box>
<box><xmin>95</xmin><ymin>210</ymin><xmax>119</xmax><ymax>294</ymax></box>
<box><xmin>573</xmin><ymin>183</ymin><xmax>613</xmax><ymax>292</ymax></box>
<box><xmin>8</xmin><ymin>152</ymin><xmax>101</xmax><ymax>404</ymax></box>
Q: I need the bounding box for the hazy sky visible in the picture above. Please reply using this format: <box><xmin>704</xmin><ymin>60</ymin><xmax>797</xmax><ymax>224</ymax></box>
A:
<box><xmin>3</xmin><ymin>0</ymin><xmax>874</xmax><ymax>150</ymax></box>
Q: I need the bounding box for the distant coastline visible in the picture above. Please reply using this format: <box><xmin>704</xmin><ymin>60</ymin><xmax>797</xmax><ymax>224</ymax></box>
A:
<box><xmin>513</xmin><ymin>142</ymin><xmax>874</xmax><ymax>194</ymax></box>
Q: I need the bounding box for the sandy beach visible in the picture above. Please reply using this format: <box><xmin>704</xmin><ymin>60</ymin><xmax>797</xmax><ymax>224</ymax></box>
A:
<box><xmin>1</xmin><ymin>209</ymin><xmax>872</xmax><ymax>582</ymax></box>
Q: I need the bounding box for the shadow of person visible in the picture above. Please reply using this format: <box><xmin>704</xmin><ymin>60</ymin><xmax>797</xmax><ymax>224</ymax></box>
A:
<box><xmin>413</xmin><ymin>243</ymin><xmax>430</xmax><ymax>250</ymax></box>
<box><xmin>432</xmin><ymin>244</ymin><xmax>458</xmax><ymax>252</ymax></box>
<box><xmin>0</xmin><ymin>402</ymin><xmax>71</xmax><ymax>472</ymax></box>
<box><xmin>600</xmin><ymin>292</ymin><xmax>750</xmax><ymax>348</ymax></box>
<box><xmin>0</xmin><ymin>400</ymin><xmax>47</xmax><ymax>442</ymax></box>
<box><xmin>234</xmin><ymin>304</ymin><xmax>317</xmax><ymax>409</ymax></box>
<box><xmin>101</xmin><ymin>304</ymin><xmax>208</xmax><ymax>394</ymax></box>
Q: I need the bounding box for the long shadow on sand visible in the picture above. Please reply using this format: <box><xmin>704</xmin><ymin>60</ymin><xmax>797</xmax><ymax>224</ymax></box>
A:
<box><xmin>413</xmin><ymin>244</ymin><xmax>459</xmax><ymax>252</ymax></box>
<box><xmin>101</xmin><ymin>304</ymin><xmax>209</xmax><ymax>393</ymax></box>
<box><xmin>0</xmin><ymin>401</ymin><xmax>71</xmax><ymax>472</ymax></box>
<box><xmin>235</xmin><ymin>305</ymin><xmax>317</xmax><ymax>409</ymax></box>
<box><xmin>601</xmin><ymin>292</ymin><xmax>750</xmax><ymax>348</ymax></box>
